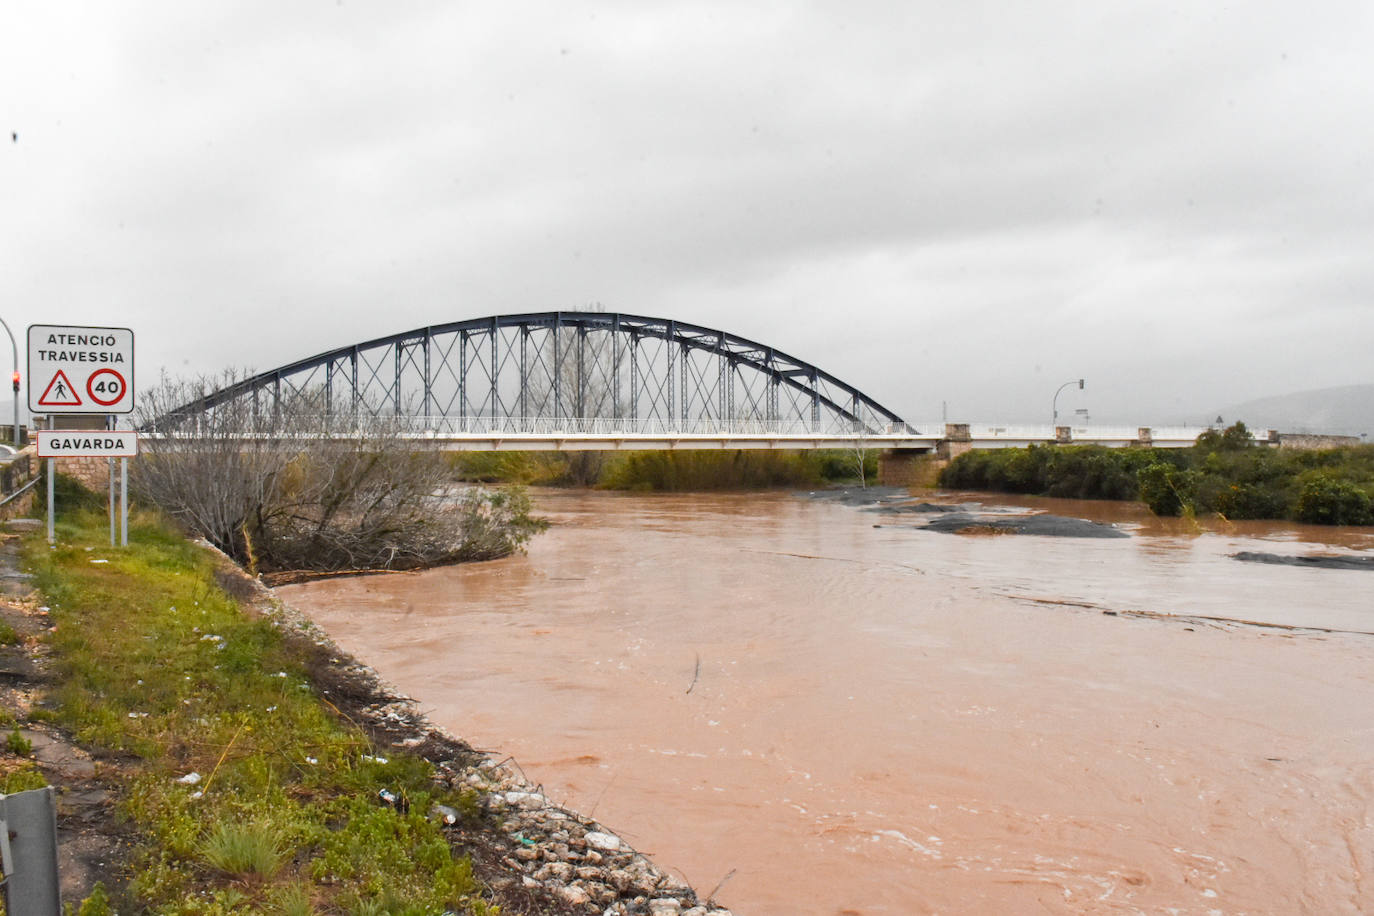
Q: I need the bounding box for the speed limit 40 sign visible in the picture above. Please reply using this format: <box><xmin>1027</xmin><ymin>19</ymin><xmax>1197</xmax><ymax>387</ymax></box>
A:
<box><xmin>27</xmin><ymin>325</ymin><xmax>135</xmax><ymax>414</ymax></box>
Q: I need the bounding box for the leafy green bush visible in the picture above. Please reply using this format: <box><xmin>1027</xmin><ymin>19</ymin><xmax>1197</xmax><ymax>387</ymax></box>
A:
<box><xmin>941</xmin><ymin>426</ymin><xmax>1374</xmax><ymax>526</ymax></box>
<box><xmin>1137</xmin><ymin>463</ymin><xmax>1194</xmax><ymax>516</ymax></box>
<box><xmin>1291</xmin><ymin>473</ymin><xmax>1373</xmax><ymax>525</ymax></box>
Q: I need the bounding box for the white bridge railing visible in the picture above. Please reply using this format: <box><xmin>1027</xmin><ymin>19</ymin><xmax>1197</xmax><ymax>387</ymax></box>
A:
<box><xmin>149</xmin><ymin>415</ymin><xmax>932</xmax><ymax>439</ymax></box>
<box><xmin>135</xmin><ymin>415</ymin><xmax>1273</xmax><ymax>449</ymax></box>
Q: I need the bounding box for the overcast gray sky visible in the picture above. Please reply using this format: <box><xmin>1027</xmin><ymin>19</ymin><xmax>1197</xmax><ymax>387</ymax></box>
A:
<box><xmin>3</xmin><ymin>1</ymin><xmax>1371</xmax><ymax>425</ymax></box>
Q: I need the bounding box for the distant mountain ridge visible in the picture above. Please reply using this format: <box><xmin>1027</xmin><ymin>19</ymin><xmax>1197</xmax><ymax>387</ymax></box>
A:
<box><xmin>1214</xmin><ymin>384</ymin><xmax>1373</xmax><ymax>437</ymax></box>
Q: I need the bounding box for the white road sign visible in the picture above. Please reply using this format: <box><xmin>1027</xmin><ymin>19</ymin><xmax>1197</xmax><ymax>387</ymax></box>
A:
<box><xmin>27</xmin><ymin>325</ymin><xmax>135</xmax><ymax>414</ymax></box>
<box><xmin>36</xmin><ymin>430</ymin><xmax>139</xmax><ymax>458</ymax></box>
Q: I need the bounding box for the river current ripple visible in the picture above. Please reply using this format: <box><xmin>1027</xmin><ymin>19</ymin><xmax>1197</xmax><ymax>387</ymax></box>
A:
<box><xmin>278</xmin><ymin>490</ymin><xmax>1374</xmax><ymax>914</ymax></box>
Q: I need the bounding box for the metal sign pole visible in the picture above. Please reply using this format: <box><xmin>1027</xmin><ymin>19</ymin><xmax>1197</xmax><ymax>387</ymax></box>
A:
<box><xmin>46</xmin><ymin>457</ymin><xmax>54</xmax><ymax>545</ymax></box>
<box><xmin>106</xmin><ymin>414</ymin><xmax>115</xmax><ymax>546</ymax></box>
<box><xmin>120</xmin><ymin>457</ymin><xmax>128</xmax><ymax>547</ymax></box>
<box><xmin>108</xmin><ymin>458</ymin><xmax>115</xmax><ymax>546</ymax></box>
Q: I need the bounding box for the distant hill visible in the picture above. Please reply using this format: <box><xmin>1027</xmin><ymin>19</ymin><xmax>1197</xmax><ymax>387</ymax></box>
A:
<box><xmin>1214</xmin><ymin>384</ymin><xmax>1374</xmax><ymax>437</ymax></box>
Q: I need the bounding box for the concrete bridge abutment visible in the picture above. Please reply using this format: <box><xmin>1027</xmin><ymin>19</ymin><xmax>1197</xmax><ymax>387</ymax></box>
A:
<box><xmin>878</xmin><ymin>425</ymin><xmax>976</xmax><ymax>487</ymax></box>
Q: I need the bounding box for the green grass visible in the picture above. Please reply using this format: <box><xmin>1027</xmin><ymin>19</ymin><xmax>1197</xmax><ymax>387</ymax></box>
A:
<box><xmin>201</xmin><ymin>820</ymin><xmax>289</xmax><ymax>881</ymax></box>
<box><xmin>5</xmin><ymin>725</ymin><xmax>31</xmax><ymax>755</ymax></box>
<box><xmin>21</xmin><ymin>507</ymin><xmax>496</xmax><ymax>915</ymax></box>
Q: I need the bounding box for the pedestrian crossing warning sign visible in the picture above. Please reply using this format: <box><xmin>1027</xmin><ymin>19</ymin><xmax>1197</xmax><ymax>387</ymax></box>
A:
<box><xmin>27</xmin><ymin>324</ymin><xmax>135</xmax><ymax>414</ymax></box>
<box><xmin>37</xmin><ymin>370</ymin><xmax>82</xmax><ymax>407</ymax></box>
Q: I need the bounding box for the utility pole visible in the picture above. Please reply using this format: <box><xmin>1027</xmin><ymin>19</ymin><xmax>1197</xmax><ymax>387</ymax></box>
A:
<box><xmin>0</xmin><ymin>317</ymin><xmax>19</xmax><ymax>446</ymax></box>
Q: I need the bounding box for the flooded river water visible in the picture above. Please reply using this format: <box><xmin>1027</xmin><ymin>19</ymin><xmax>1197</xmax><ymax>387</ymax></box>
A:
<box><xmin>277</xmin><ymin>490</ymin><xmax>1374</xmax><ymax>914</ymax></box>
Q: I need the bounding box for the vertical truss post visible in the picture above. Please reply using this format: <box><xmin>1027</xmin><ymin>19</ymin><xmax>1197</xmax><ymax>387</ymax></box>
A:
<box><xmin>324</xmin><ymin>359</ymin><xmax>334</xmax><ymax>433</ymax></box>
<box><xmin>802</xmin><ymin>368</ymin><xmax>813</xmax><ymax>433</ymax></box>
<box><xmin>272</xmin><ymin>373</ymin><xmax>281</xmax><ymax>429</ymax></box>
<box><xmin>764</xmin><ymin>350</ymin><xmax>776</xmax><ymax>427</ymax></box>
<box><xmin>393</xmin><ymin>341</ymin><xmax>402</xmax><ymax>417</ymax></box>
<box><xmin>519</xmin><ymin>325</ymin><xmax>528</xmax><ymax>431</ymax></box>
<box><xmin>666</xmin><ymin>322</ymin><xmax>676</xmax><ymax>427</ymax></box>
<box><xmin>576</xmin><ymin>324</ymin><xmax>585</xmax><ymax>422</ymax></box>
<box><xmin>553</xmin><ymin>313</ymin><xmax>563</xmax><ymax>424</ymax></box>
<box><xmin>350</xmin><ymin>346</ymin><xmax>359</xmax><ymax>426</ymax></box>
<box><xmin>728</xmin><ymin>362</ymin><xmax>737</xmax><ymax>425</ymax></box>
<box><xmin>684</xmin><ymin>341</ymin><xmax>692</xmax><ymax>428</ymax></box>
<box><xmin>611</xmin><ymin>315</ymin><xmax>621</xmax><ymax>422</ymax></box>
<box><xmin>717</xmin><ymin>346</ymin><xmax>726</xmax><ymax>427</ymax></box>
<box><xmin>629</xmin><ymin>332</ymin><xmax>638</xmax><ymax>422</ymax></box>
<box><xmin>422</xmin><ymin>328</ymin><xmax>433</xmax><ymax>429</ymax></box>
<box><xmin>490</xmin><ymin>317</ymin><xmax>498</xmax><ymax>425</ymax></box>
<box><xmin>458</xmin><ymin>331</ymin><xmax>468</xmax><ymax>430</ymax></box>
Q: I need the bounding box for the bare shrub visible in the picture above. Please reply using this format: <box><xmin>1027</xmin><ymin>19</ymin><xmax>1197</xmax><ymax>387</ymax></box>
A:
<box><xmin>133</xmin><ymin>373</ymin><xmax>546</xmax><ymax>574</ymax></box>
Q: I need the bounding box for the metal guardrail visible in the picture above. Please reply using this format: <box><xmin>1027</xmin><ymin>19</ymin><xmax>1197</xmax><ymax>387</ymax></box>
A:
<box><xmin>0</xmin><ymin>475</ymin><xmax>40</xmax><ymax>508</ymax></box>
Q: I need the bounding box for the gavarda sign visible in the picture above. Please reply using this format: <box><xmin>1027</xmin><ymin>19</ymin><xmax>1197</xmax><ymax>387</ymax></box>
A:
<box><xmin>37</xmin><ymin>430</ymin><xmax>139</xmax><ymax>458</ymax></box>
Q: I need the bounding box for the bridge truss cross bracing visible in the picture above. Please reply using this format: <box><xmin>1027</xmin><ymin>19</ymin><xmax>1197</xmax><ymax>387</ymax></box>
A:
<box><xmin>154</xmin><ymin>312</ymin><xmax>923</xmax><ymax>448</ymax></box>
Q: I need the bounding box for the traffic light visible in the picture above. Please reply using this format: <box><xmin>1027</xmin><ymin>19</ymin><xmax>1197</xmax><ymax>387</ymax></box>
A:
<box><xmin>10</xmin><ymin>371</ymin><xmax>17</xmax><ymax>393</ymax></box>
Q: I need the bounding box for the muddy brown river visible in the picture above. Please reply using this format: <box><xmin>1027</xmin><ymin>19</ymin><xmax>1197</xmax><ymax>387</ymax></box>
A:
<box><xmin>277</xmin><ymin>490</ymin><xmax>1374</xmax><ymax>914</ymax></box>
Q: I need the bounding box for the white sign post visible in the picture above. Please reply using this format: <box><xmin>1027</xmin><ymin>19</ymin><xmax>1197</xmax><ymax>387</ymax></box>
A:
<box><xmin>28</xmin><ymin>325</ymin><xmax>136</xmax><ymax>545</ymax></box>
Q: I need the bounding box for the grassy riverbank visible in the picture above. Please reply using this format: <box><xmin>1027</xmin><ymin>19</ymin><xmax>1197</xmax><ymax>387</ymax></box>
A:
<box><xmin>939</xmin><ymin>424</ymin><xmax>1374</xmax><ymax>524</ymax></box>
<box><xmin>449</xmin><ymin>448</ymin><xmax>876</xmax><ymax>489</ymax></box>
<box><xmin>1</xmin><ymin>507</ymin><xmax>548</xmax><ymax>915</ymax></box>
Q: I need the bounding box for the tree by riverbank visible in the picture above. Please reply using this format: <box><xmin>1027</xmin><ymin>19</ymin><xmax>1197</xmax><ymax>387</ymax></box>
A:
<box><xmin>938</xmin><ymin>423</ymin><xmax>1374</xmax><ymax>525</ymax></box>
<box><xmin>134</xmin><ymin>378</ymin><xmax>547</xmax><ymax>576</ymax></box>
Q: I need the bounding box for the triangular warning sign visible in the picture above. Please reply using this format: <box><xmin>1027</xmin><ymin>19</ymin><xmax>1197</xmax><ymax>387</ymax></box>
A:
<box><xmin>38</xmin><ymin>370</ymin><xmax>83</xmax><ymax>407</ymax></box>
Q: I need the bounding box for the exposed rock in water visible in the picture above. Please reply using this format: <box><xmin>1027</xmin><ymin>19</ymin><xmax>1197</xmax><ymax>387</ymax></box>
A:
<box><xmin>867</xmin><ymin>501</ymin><xmax>960</xmax><ymax>514</ymax></box>
<box><xmin>799</xmin><ymin>486</ymin><xmax>908</xmax><ymax>507</ymax></box>
<box><xmin>1232</xmin><ymin>551</ymin><xmax>1374</xmax><ymax>571</ymax></box>
<box><xmin>921</xmin><ymin>513</ymin><xmax>1130</xmax><ymax>539</ymax></box>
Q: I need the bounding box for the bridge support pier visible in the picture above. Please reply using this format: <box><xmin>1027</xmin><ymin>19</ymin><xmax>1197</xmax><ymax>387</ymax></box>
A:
<box><xmin>878</xmin><ymin>449</ymin><xmax>942</xmax><ymax>488</ymax></box>
<box><xmin>936</xmin><ymin>423</ymin><xmax>972</xmax><ymax>461</ymax></box>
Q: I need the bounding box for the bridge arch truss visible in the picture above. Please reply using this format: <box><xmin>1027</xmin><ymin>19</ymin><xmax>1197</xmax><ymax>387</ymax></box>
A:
<box><xmin>158</xmin><ymin>312</ymin><xmax>912</xmax><ymax>441</ymax></box>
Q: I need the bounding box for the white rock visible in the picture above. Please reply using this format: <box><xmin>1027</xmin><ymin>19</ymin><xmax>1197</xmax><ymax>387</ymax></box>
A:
<box><xmin>505</xmin><ymin>791</ymin><xmax>546</xmax><ymax>809</ymax></box>
<box><xmin>176</xmin><ymin>772</ymin><xmax>202</xmax><ymax>785</ymax></box>
<box><xmin>649</xmin><ymin>900</ymin><xmax>682</xmax><ymax>916</ymax></box>
<box><xmin>584</xmin><ymin>830</ymin><xmax>622</xmax><ymax>851</ymax></box>
<box><xmin>557</xmin><ymin>885</ymin><xmax>592</xmax><ymax>906</ymax></box>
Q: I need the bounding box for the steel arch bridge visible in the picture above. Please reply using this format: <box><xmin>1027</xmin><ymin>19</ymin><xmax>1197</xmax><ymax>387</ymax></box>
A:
<box><xmin>153</xmin><ymin>312</ymin><xmax>934</xmax><ymax>450</ymax></box>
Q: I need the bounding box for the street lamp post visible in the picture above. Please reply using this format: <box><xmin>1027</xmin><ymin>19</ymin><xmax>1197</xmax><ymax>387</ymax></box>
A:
<box><xmin>0</xmin><ymin>318</ymin><xmax>19</xmax><ymax>447</ymax></box>
<box><xmin>1053</xmin><ymin>378</ymin><xmax>1084</xmax><ymax>430</ymax></box>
